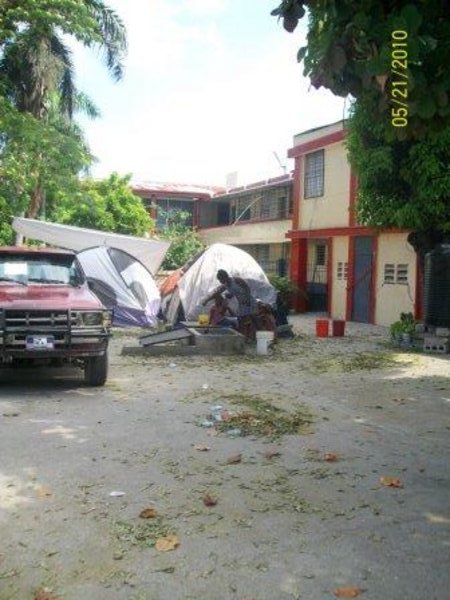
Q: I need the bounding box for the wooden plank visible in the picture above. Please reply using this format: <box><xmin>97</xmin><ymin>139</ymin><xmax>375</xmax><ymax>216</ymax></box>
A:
<box><xmin>139</xmin><ymin>328</ymin><xmax>193</xmax><ymax>347</ymax></box>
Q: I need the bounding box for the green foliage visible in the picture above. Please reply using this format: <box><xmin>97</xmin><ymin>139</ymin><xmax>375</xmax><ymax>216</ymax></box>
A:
<box><xmin>0</xmin><ymin>97</ymin><xmax>92</xmax><ymax>219</ymax></box>
<box><xmin>0</xmin><ymin>0</ymin><xmax>127</xmax><ymax>78</ymax></box>
<box><xmin>268</xmin><ymin>274</ymin><xmax>300</xmax><ymax>303</ymax></box>
<box><xmin>0</xmin><ymin>0</ymin><xmax>127</xmax><ymax>221</ymax></box>
<box><xmin>50</xmin><ymin>173</ymin><xmax>153</xmax><ymax>237</ymax></box>
<box><xmin>272</xmin><ymin>0</ymin><xmax>450</xmax><ymax>139</ymax></box>
<box><xmin>0</xmin><ymin>197</ymin><xmax>14</xmax><ymax>245</ymax></box>
<box><xmin>346</xmin><ymin>94</ymin><xmax>450</xmax><ymax>234</ymax></box>
<box><xmin>390</xmin><ymin>312</ymin><xmax>416</xmax><ymax>337</ymax></box>
<box><xmin>159</xmin><ymin>210</ymin><xmax>204</xmax><ymax>270</ymax></box>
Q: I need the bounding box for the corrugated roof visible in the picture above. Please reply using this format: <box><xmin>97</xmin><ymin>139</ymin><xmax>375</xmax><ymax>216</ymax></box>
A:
<box><xmin>132</xmin><ymin>181</ymin><xmax>225</xmax><ymax>197</ymax></box>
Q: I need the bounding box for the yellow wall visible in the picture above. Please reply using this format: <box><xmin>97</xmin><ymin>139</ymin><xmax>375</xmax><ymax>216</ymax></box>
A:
<box><xmin>331</xmin><ymin>236</ymin><xmax>349</xmax><ymax>319</ymax></box>
<box><xmin>299</xmin><ymin>142</ymin><xmax>350</xmax><ymax>230</ymax></box>
<box><xmin>198</xmin><ymin>219</ymin><xmax>290</xmax><ymax>246</ymax></box>
<box><xmin>375</xmin><ymin>233</ymin><xmax>416</xmax><ymax>326</ymax></box>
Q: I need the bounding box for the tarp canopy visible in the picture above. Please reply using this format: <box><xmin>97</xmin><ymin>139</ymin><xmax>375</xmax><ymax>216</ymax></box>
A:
<box><xmin>13</xmin><ymin>217</ymin><xmax>170</xmax><ymax>275</ymax></box>
<box><xmin>162</xmin><ymin>243</ymin><xmax>277</xmax><ymax>324</ymax></box>
<box><xmin>12</xmin><ymin>218</ymin><xmax>169</xmax><ymax>327</ymax></box>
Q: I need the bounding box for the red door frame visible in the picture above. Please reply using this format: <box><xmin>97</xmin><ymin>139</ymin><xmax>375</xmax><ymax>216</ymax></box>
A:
<box><xmin>346</xmin><ymin>235</ymin><xmax>377</xmax><ymax>324</ymax></box>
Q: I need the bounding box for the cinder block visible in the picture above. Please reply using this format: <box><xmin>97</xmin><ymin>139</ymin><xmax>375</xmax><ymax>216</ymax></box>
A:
<box><xmin>435</xmin><ymin>327</ymin><xmax>450</xmax><ymax>337</ymax></box>
<box><xmin>423</xmin><ymin>336</ymin><xmax>449</xmax><ymax>354</ymax></box>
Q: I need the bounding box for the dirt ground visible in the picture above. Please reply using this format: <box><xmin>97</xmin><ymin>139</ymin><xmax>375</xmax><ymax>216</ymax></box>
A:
<box><xmin>1</xmin><ymin>315</ymin><xmax>449</xmax><ymax>600</ymax></box>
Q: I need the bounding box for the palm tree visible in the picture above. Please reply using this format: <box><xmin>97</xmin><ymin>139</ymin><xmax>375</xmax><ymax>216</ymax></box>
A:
<box><xmin>0</xmin><ymin>0</ymin><xmax>127</xmax><ymax>218</ymax></box>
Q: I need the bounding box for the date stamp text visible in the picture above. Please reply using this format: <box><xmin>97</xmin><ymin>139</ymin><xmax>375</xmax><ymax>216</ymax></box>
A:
<box><xmin>390</xmin><ymin>30</ymin><xmax>408</xmax><ymax>128</ymax></box>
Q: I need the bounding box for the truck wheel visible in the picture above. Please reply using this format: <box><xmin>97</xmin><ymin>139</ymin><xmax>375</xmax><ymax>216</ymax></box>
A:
<box><xmin>84</xmin><ymin>352</ymin><xmax>108</xmax><ymax>386</ymax></box>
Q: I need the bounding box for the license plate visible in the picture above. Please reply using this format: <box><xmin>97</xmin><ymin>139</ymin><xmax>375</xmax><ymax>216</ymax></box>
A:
<box><xmin>26</xmin><ymin>335</ymin><xmax>55</xmax><ymax>350</ymax></box>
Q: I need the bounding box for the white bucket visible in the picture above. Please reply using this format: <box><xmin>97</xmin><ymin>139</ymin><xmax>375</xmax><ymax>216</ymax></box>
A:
<box><xmin>256</xmin><ymin>330</ymin><xmax>275</xmax><ymax>355</ymax></box>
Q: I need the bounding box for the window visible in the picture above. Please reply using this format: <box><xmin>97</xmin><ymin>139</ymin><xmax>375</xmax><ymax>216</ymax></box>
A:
<box><xmin>156</xmin><ymin>199</ymin><xmax>194</xmax><ymax>228</ymax></box>
<box><xmin>396</xmin><ymin>264</ymin><xmax>408</xmax><ymax>284</ymax></box>
<box><xmin>383</xmin><ymin>264</ymin><xmax>396</xmax><ymax>284</ymax></box>
<box><xmin>383</xmin><ymin>263</ymin><xmax>409</xmax><ymax>284</ymax></box>
<box><xmin>254</xmin><ymin>245</ymin><xmax>270</xmax><ymax>271</ymax></box>
<box><xmin>277</xmin><ymin>196</ymin><xmax>288</xmax><ymax>218</ymax></box>
<box><xmin>304</xmin><ymin>149</ymin><xmax>324</xmax><ymax>198</ymax></box>
<box><xmin>315</xmin><ymin>244</ymin><xmax>326</xmax><ymax>267</ymax></box>
<box><xmin>337</xmin><ymin>261</ymin><xmax>348</xmax><ymax>280</ymax></box>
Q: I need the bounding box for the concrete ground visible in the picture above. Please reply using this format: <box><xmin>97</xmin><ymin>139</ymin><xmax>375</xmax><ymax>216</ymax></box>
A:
<box><xmin>0</xmin><ymin>315</ymin><xmax>449</xmax><ymax>600</ymax></box>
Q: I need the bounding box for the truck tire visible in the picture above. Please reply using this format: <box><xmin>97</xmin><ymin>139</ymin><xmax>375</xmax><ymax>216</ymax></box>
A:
<box><xmin>84</xmin><ymin>352</ymin><xmax>108</xmax><ymax>386</ymax></box>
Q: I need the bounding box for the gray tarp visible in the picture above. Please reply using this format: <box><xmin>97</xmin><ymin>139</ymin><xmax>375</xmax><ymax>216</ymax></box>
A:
<box><xmin>13</xmin><ymin>217</ymin><xmax>169</xmax><ymax>275</ymax></box>
<box><xmin>12</xmin><ymin>218</ymin><xmax>169</xmax><ymax>327</ymax></box>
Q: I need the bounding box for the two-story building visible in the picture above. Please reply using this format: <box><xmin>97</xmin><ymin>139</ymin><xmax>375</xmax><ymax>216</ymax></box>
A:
<box><xmin>287</xmin><ymin>120</ymin><xmax>420</xmax><ymax>326</ymax></box>
<box><xmin>197</xmin><ymin>174</ymin><xmax>293</xmax><ymax>276</ymax></box>
<box><xmin>133</xmin><ymin>176</ymin><xmax>294</xmax><ymax>277</ymax></box>
<box><xmin>132</xmin><ymin>182</ymin><xmax>225</xmax><ymax>229</ymax></box>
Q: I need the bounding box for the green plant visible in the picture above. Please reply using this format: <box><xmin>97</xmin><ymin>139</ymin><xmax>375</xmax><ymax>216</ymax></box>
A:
<box><xmin>268</xmin><ymin>274</ymin><xmax>307</xmax><ymax>309</ymax></box>
<box><xmin>390</xmin><ymin>312</ymin><xmax>415</xmax><ymax>338</ymax></box>
<box><xmin>159</xmin><ymin>210</ymin><xmax>204</xmax><ymax>270</ymax></box>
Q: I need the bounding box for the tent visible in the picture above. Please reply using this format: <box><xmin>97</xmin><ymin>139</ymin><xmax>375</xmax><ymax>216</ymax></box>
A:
<box><xmin>13</xmin><ymin>218</ymin><xmax>170</xmax><ymax>327</ymax></box>
<box><xmin>162</xmin><ymin>243</ymin><xmax>277</xmax><ymax>324</ymax></box>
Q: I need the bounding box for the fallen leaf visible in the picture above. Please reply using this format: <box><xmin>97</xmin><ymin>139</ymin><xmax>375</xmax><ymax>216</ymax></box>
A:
<box><xmin>139</xmin><ymin>507</ymin><xmax>158</xmax><ymax>519</ymax></box>
<box><xmin>36</xmin><ymin>486</ymin><xmax>52</xmax><ymax>498</ymax></box>
<box><xmin>221</xmin><ymin>410</ymin><xmax>234</xmax><ymax>421</ymax></box>
<box><xmin>203</xmin><ymin>494</ymin><xmax>218</xmax><ymax>507</ymax></box>
<box><xmin>425</xmin><ymin>512</ymin><xmax>450</xmax><ymax>524</ymax></box>
<box><xmin>262</xmin><ymin>449</ymin><xmax>281</xmax><ymax>459</ymax></box>
<box><xmin>35</xmin><ymin>588</ymin><xmax>57</xmax><ymax>600</ymax></box>
<box><xmin>155</xmin><ymin>566</ymin><xmax>175</xmax><ymax>573</ymax></box>
<box><xmin>194</xmin><ymin>444</ymin><xmax>210</xmax><ymax>452</ymax></box>
<box><xmin>225</xmin><ymin>453</ymin><xmax>242</xmax><ymax>465</ymax></box>
<box><xmin>380</xmin><ymin>476</ymin><xmax>403</xmax><ymax>488</ymax></box>
<box><xmin>155</xmin><ymin>535</ymin><xmax>180</xmax><ymax>552</ymax></box>
<box><xmin>324</xmin><ymin>452</ymin><xmax>338</xmax><ymax>462</ymax></box>
<box><xmin>333</xmin><ymin>586</ymin><xmax>364</xmax><ymax>598</ymax></box>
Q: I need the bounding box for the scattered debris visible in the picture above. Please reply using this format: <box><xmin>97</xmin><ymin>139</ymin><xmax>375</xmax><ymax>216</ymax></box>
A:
<box><xmin>114</xmin><ymin>519</ymin><xmax>174</xmax><ymax>549</ymax></box>
<box><xmin>212</xmin><ymin>394</ymin><xmax>313</xmax><ymax>438</ymax></box>
<box><xmin>380</xmin><ymin>476</ymin><xmax>403</xmax><ymax>488</ymax></box>
<box><xmin>2</xmin><ymin>412</ymin><xmax>20</xmax><ymax>417</ymax></box>
<box><xmin>154</xmin><ymin>566</ymin><xmax>176</xmax><ymax>574</ymax></box>
<box><xmin>225</xmin><ymin>453</ymin><xmax>242</xmax><ymax>465</ymax></box>
<box><xmin>139</xmin><ymin>508</ymin><xmax>158</xmax><ymax>519</ymax></box>
<box><xmin>324</xmin><ymin>452</ymin><xmax>338</xmax><ymax>462</ymax></box>
<box><xmin>109</xmin><ymin>490</ymin><xmax>126</xmax><ymax>497</ymax></box>
<box><xmin>193</xmin><ymin>444</ymin><xmax>211</xmax><ymax>451</ymax></box>
<box><xmin>203</xmin><ymin>493</ymin><xmax>218</xmax><ymax>507</ymax></box>
<box><xmin>225</xmin><ymin>428</ymin><xmax>242</xmax><ymax>438</ymax></box>
<box><xmin>155</xmin><ymin>535</ymin><xmax>180</xmax><ymax>552</ymax></box>
<box><xmin>262</xmin><ymin>449</ymin><xmax>282</xmax><ymax>459</ymax></box>
<box><xmin>333</xmin><ymin>586</ymin><xmax>365</xmax><ymax>598</ymax></box>
<box><xmin>36</xmin><ymin>486</ymin><xmax>52</xmax><ymax>498</ymax></box>
<box><xmin>34</xmin><ymin>588</ymin><xmax>58</xmax><ymax>600</ymax></box>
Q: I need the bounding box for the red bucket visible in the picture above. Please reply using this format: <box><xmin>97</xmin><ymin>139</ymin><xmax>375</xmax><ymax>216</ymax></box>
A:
<box><xmin>332</xmin><ymin>320</ymin><xmax>346</xmax><ymax>337</ymax></box>
<box><xmin>316</xmin><ymin>319</ymin><xmax>329</xmax><ymax>337</ymax></box>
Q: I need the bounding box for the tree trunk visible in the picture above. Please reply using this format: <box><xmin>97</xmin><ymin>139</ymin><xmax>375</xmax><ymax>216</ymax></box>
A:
<box><xmin>26</xmin><ymin>185</ymin><xmax>44</xmax><ymax>219</ymax></box>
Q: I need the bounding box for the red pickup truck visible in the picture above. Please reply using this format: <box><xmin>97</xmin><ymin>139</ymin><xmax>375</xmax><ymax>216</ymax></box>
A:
<box><xmin>0</xmin><ymin>246</ymin><xmax>112</xmax><ymax>386</ymax></box>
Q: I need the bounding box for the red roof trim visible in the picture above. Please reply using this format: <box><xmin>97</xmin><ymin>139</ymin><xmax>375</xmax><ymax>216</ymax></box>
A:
<box><xmin>286</xmin><ymin>226</ymin><xmax>408</xmax><ymax>239</ymax></box>
<box><xmin>288</xmin><ymin>130</ymin><xmax>346</xmax><ymax>159</ymax></box>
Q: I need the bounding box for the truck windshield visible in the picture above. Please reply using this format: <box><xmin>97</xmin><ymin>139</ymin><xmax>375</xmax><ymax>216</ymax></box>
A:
<box><xmin>0</xmin><ymin>255</ymin><xmax>84</xmax><ymax>286</ymax></box>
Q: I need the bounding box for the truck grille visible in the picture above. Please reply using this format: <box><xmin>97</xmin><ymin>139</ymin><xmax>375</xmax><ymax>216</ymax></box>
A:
<box><xmin>3</xmin><ymin>310</ymin><xmax>76</xmax><ymax>330</ymax></box>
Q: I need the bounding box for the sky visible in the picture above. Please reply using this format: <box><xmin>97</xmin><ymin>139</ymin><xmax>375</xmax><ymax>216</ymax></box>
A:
<box><xmin>73</xmin><ymin>0</ymin><xmax>348</xmax><ymax>188</ymax></box>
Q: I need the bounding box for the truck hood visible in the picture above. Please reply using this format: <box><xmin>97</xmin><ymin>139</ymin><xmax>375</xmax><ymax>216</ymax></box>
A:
<box><xmin>0</xmin><ymin>284</ymin><xmax>104</xmax><ymax>311</ymax></box>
